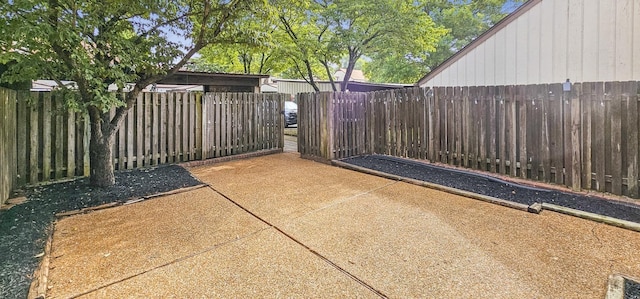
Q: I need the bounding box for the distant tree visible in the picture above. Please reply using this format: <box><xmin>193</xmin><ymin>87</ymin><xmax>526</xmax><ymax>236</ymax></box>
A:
<box><xmin>271</xmin><ymin>0</ymin><xmax>332</xmax><ymax>91</ymax></box>
<box><xmin>364</xmin><ymin>0</ymin><xmax>525</xmax><ymax>83</ymax></box>
<box><xmin>0</xmin><ymin>0</ymin><xmax>262</xmax><ymax>187</ymax></box>
<box><xmin>323</xmin><ymin>0</ymin><xmax>445</xmax><ymax>90</ymax></box>
<box><xmin>193</xmin><ymin>0</ymin><xmax>446</xmax><ymax>89</ymax></box>
<box><xmin>270</xmin><ymin>0</ymin><xmax>444</xmax><ymax>90</ymax></box>
<box><xmin>190</xmin><ymin>6</ymin><xmax>293</xmax><ymax>76</ymax></box>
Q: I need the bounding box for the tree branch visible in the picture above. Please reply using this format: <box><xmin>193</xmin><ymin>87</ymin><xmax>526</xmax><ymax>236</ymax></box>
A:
<box><xmin>47</xmin><ymin>0</ymin><xmax>93</xmax><ymax>102</ymax></box>
<box><xmin>109</xmin><ymin>0</ymin><xmax>245</xmax><ymax>134</ymax></box>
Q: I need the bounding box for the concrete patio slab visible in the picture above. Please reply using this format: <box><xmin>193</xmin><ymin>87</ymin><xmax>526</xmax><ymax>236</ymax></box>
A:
<box><xmin>80</xmin><ymin>228</ymin><xmax>376</xmax><ymax>298</ymax></box>
<box><xmin>281</xmin><ymin>182</ymin><xmax>640</xmax><ymax>298</ymax></box>
<box><xmin>44</xmin><ymin>153</ymin><xmax>640</xmax><ymax>298</ymax></box>
<box><xmin>47</xmin><ymin>187</ymin><xmax>268</xmax><ymax>298</ymax></box>
<box><xmin>189</xmin><ymin>153</ymin><xmax>393</xmax><ymax>226</ymax></box>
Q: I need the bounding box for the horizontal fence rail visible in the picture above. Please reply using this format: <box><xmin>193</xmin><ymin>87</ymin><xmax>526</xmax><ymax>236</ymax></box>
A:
<box><xmin>298</xmin><ymin>82</ymin><xmax>640</xmax><ymax>199</ymax></box>
<box><xmin>1</xmin><ymin>91</ymin><xmax>285</xmax><ymax>205</ymax></box>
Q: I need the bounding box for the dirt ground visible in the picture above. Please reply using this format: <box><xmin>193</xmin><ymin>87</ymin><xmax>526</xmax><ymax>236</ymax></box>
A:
<box><xmin>44</xmin><ymin>153</ymin><xmax>640</xmax><ymax>298</ymax></box>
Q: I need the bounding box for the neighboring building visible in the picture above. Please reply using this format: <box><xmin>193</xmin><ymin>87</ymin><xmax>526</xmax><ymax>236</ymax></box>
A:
<box><xmin>32</xmin><ymin>80</ymin><xmax>204</xmax><ymax>92</ymax></box>
<box><xmin>272</xmin><ymin>78</ymin><xmax>409</xmax><ymax>95</ymax></box>
<box><xmin>32</xmin><ymin>80</ymin><xmax>76</xmax><ymax>91</ymax></box>
<box><xmin>274</xmin><ymin>78</ymin><xmax>339</xmax><ymax>95</ymax></box>
<box><xmin>158</xmin><ymin>71</ymin><xmax>268</xmax><ymax>92</ymax></box>
<box><xmin>32</xmin><ymin>71</ymin><xmax>268</xmax><ymax>93</ymax></box>
<box><xmin>334</xmin><ymin>69</ymin><xmax>367</xmax><ymax>82</ymax></box>
<box><xmin>260</xmin><ymin>82</ymin><xmax>278</xmax><ymax>93</ymax></box>
<box><xmin>344</xmin><ymin>81</ymin><xmax>413</xmax><ymax>92</ymax></box>
<box><xmin>417</xmin><ymin>0</ymin><xmax>640</xmax><ymax>87</ymax></box>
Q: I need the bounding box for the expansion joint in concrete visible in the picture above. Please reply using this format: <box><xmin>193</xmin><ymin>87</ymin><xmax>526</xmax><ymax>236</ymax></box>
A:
<box><xmin>205</xmin><ymin>183</ymin><xmax>389</xmax><ymax>299</ymax></box>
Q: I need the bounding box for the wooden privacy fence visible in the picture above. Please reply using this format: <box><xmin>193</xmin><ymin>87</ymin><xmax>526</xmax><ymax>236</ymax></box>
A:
<box><xmin>201</xmin><ymin>93</ymin><xmax>284</xmax><ymax>159</ymax></box>
<box><xmin>8</xmin><ymin>91</ymin><xmax>285</xmax><ymax>191</ymax></box>
<box><xmin>298</xmin><ymin>82</ymin><xmax>640</xmax><ymax>198</ymax></box>
<box><xmin>0</xmin><ymin>88</ymin><xmax>17</xmax><ymax>205</ymax></box>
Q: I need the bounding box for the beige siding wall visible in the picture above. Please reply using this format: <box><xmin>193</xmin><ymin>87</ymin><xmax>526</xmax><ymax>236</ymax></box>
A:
<box><xmin>421</xmin><ymin>0</ymin><xmax>640</xmax><ymax>87</ymax></box>
<box><xmin>276</xmin><ymin>80</ymin><xmax>338</xmax><ymax>95</ymax></box>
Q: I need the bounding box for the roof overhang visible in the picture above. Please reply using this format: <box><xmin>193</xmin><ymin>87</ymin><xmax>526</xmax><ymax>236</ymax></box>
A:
<box><xmin>158</xmin><ymin>71</ymin><xmax>268</xmax><ymax>87</ymax></box>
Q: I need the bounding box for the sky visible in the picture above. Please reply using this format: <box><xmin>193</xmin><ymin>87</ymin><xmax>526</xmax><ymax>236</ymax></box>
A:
<box><xmin>502</xmin><ymin>0</ymin><xmax>525</xmax><ymax>13</ymax></box>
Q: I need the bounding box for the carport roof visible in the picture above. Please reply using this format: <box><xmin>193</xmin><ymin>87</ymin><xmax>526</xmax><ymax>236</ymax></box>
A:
<box><xmin>158</xmin><ymin>71</ymin><xmax>269</xmax><ymax>87</ymax></box>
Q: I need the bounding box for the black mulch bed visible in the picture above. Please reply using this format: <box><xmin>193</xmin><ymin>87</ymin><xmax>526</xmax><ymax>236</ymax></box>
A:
<box><xmin>0</xmin><ymin>165</ymin><xmax>202</xmax><ymax>299</ymax></box>
<box><xmin>626</xmin><ymin>278</ymin><xmax>640</xmax><ymax>299</ymax></box>
<box><xmin>341</xmin><ymin>155</ymin><xmax>640</xmax><ymax>224</ymax></box>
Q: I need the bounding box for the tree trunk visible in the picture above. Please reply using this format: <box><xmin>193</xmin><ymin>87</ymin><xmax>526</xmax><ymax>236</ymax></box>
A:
<box><xmin>341</xmin><ymin>50</ymin><xmax>361</xmax><ymax>92</ymax></box>
<box><xmin>304</xmin><ymin>59</ymin><xmax>320</xmax><ymax>92</ymax></box>
<box><xmin>341</xmin><ymin>60</ymin><xmax>356</xmax><ymax>92</ymax></box>
<box><xmin>322</xmin><ymin>60</ymin><xmax>338</xmax><ymax>92</ymax></box>
<box><xmin>89</xmin><ymin>113</ymin><xmax>116</xmax><ymax>187</ymax></box>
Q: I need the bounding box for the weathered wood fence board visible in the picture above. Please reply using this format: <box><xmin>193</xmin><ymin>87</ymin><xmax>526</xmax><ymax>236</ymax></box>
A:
<box><xmin>298</xmin><ymin>82</ymin><xmax>640</xmax><ymax>198</ymax></box>
<box><xmin>201</xmin><ymin>93</ymin><xmax>285</xmax><ymax>159</ymax></box>
<box><xmin>0</xmin><ymin>88</ymin><xmax>17</xmax><ymax>207</ymax></box>
<box><xmin>1</xmin><ymin>91</ymin><xmax>284</xmax><ymax>201</ymax></box>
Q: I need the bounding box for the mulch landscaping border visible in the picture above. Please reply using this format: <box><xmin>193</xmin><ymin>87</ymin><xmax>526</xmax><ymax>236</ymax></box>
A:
<box><xmin>335</xmin><ymin>154</ymin><xmax>640</xmax><ymax>233</ymax></box>
<box><xmin>2</xmin><ymin>150</ymin><xmax>286</xmax><ymax>299</ymax></box>
<box><xmin>606</xmin><ymin>274</ymin><xmax>640</xmax><ymax>299</ymax></box>
<box><xmin>0</xmin><ymin>164</ymin><xmax>203</xmax><ymax>299</ymax></box>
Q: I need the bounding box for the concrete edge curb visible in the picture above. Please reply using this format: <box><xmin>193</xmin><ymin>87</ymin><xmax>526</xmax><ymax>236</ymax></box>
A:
<box><xmin>180</xmin><ymin>149</ymin><xmax>283</xmax><ymax>168</ymax></box>
<box><xmin>605</xmin><ymin>274</ymin><xmax>625</xmax><ymax>299</ymax></box>
<box><xmin>605</xmin><ymin>273</ymin><xmax>640</xmax><ymax>299</ymax></box>
<box><xmin>54</xmin><ymin>184</ymin><xmax>209</xmax><ymax>218</ymax></box>
<box><xmin>300</xmin><ymin>154</ymin><xmax>333</xmax><ymax>165</ymax></box>
<box><xmin>331</xmin><ymin>160</ymin><xmax>640</xmax><ymax>232</ymax></box>
<box><xmin>27</xmin><ymin>227</ymin><xmax>53</xmax><ymax>299</ymax></box>
<box><xmin>331</xmin><ymin>160</ymin><xmax>532</xmax><ymax>213</ymax></box>
<box><xmin>541</xmin><ymin>203</ymin><xmax>640</xmax><ymax>233</ymax></box>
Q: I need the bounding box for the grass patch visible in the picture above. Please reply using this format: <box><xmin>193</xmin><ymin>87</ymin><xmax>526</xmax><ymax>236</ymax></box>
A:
<box><xmin>284</xmin><ymin>127</ymin><xmax>297</xmax><ymax>137</ymax></box>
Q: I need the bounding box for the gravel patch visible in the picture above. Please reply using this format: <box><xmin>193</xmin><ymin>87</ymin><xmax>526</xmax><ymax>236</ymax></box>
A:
<box><xmin>627</xmin><ymin>278</ymin><xmax>640</xmax><ymax>299</ymax></box>
<box><xmin>0</xmin><ymin>165</ymin><xmax>201</xmax><ymax>299</ymax></box>
<box><xmin>341</xmin><ymin>155</ymin><xmax>640</xmax><ymax>223</ymax></box>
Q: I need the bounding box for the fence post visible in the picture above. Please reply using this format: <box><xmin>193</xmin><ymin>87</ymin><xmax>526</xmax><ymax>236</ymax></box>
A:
<box><xmin>319</xmin><ymin>92</ymin><xmax>333</xmax><ymax>160</ymax></box>
<box><xmin>367</xmin><ymin>92</ymin><xmax>375</xmax><ymax>155</ymax></box>
<box><xmin>279</xmin><ymin>94</ymin><xmax>285</xmax><ymax>150</ymax></box>
<box><xmin>610</xmin><ymin>82</ymin><xmax>623</xmax><ymax>195</ymax></box>
<box><xmin>200</xmin><ymin>93</ymin><xmax>209</xmax><ymax>159</ymax></box>
<box><xmin>0</xmin><ymin>88</ymin><xmax>17</xmax><ymax>206</ymax></box>
<box><xmin>626</xmin><ymin>82</ymin><xmax>639</xmax><ymax>197</ymax></box>
<box><xmin>0</xmin><ymin>88</ymin><xmax>6</xmax><ymax>206</ymax></box>
<box><xmin>570</xmin><ymin>83</ymin><xmax>582</xmax><ymax>191</ymax></box>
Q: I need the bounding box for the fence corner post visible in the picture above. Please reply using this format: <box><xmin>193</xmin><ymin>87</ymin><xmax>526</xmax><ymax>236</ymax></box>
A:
<box><xmin>319</xmin><ymin>92</ymin><xmax>333</xmax><ymax>161</ymax></box>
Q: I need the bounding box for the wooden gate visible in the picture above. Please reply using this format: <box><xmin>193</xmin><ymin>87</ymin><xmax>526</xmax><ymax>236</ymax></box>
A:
<box><xmin>297</xmin><ymin>92</ymin><xmax>368</xmax><ymax>160</ymax></box>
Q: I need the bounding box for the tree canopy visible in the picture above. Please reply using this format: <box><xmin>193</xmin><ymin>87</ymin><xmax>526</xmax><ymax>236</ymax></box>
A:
<box><xmin>187</xmin><ymin>5</ymin><xmax>291</xmax><ymax>75</ymax></box>
<box><xmin>364</xmin><ymin>0</ymin><xmax>526</xmax><ymax>83</ymax></box>
<box><xmin>191</xmin><ymin>0</ymin><xmax>523</xmax><ymax>85</ymax></box>
<box><xmin>0</xmin><ymin>0</ymin><xmax>523</xmax><ymax>185</ymax></box>
<box><xmin>0</xmin><ymin>0</ymin><xmax>262</xmax><ymax>186</ymax></box>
